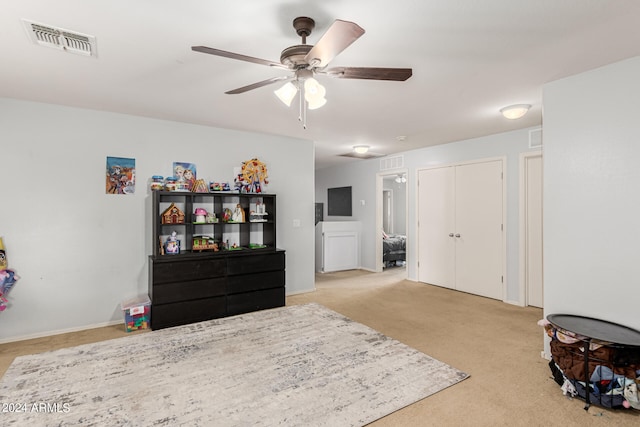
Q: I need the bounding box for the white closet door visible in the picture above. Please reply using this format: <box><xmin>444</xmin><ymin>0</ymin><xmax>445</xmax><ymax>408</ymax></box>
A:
<box><xmin>454</xmin><ymin>160</ymin><xmax>504</xmax><ymax>300</ymax></box>
<box><xmin>417</xmin><ymin>166</ymin><xmax>456</xmax><ymax>288</ymax></box>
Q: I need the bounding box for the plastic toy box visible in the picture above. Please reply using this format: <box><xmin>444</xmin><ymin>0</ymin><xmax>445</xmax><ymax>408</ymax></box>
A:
<box><xmin>121</xmin><ymin>295</ymin><xmax>151</xmax><ymax>332</ymax></box>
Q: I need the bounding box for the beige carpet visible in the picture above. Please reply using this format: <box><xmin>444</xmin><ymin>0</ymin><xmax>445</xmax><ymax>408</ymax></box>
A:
<box><xmin>2</xmin><ymin>268</ymin><xmax>639</xmax><ymax>426</ymax></box>
<box><xmin>0</xmin><ymin>303</ymin><xmax>467</xmax><ymax>426</ymax></box>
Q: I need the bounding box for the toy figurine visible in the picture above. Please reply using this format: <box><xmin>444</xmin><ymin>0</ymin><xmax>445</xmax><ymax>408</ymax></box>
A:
<box><xmin>231</xmin><ymin>204</ymin><xmax>245</xmax><ymax>222</ymax></box>
<box><xmin>194</xmin><ymin>208</ymin><xmax>207</xmax><ymax>223</ymax></box>
<box><xmin>165</xmin><ymin>231</ymin><xmax>180</xmax><ymax>254</ymax></box>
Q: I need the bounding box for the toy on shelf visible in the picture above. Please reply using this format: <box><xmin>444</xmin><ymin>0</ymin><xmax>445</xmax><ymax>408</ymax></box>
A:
<box><xmin>150</xmin><ymin>175</ymin><xmax>164</xmax><ymax>191</ymax></box>
<box><xmin>206</xmin><ymin>212</ymin><xmax>218</xmax><ymax>223</ymax></box>
<box><xmin>222</xmin><ymin>208</ymin><xmax>233</xmax><ymax>222</ymax></box>
<box><xmin>161</xmin><ymin>203</ymin><xmax>185</xmax><ymax>224</ymax></box>
<box><xmin>192</xmin><ymin>179</ymin><xmax>208</xmax><ymax>193</ymax></box>
<box><xmin>231</xmin><ymin>204</ymin><xmax>245</xmax><ymax>222</ymax></box>
<box><xmin>222</xmin><ymin>240</ymin><xmax>242</xmax><ymax>251</ymax></box>
<box><xmin>249</xmin><ymin>202</ymin><xmax>268</xmax><ymax>222</ymax></box>
<box><xmin>236</xmin><ymin>158</ymin><xmax>269</xmax><ymax>193</ymax></box>
<box><xmin>194</xmin><ymin>208</ymin><xmax>207</xmax><ymax>224</ymax></box>
<box><xmin>164</xmin><ymin>177</ymin><xmax>177</xmax><ymax>191</ymax></box>
<box><xmin>164</xmin><ymin>231</ymin><xmax>180</xmax><ymax>255</ymax></box>
<box><xmin>192</xmin><ymin>235</ymin><xmax>219</xmax><ymax>252</ymax></box>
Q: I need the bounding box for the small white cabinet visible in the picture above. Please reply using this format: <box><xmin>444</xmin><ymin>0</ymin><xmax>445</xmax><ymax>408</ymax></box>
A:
<box><xmin>315</xmin><ymin>221</ymin><xmax>361</xmax><ymax>273</ymax></box>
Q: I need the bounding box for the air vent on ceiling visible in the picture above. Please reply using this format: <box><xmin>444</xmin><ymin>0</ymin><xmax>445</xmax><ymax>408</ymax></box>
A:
<box><xmin>339</xmin><ymin>151</ymin><xmax>384</xmax><ymax>160</ymax></box>
<box><xmin>380</xmin><ymin>155</ymin><xmax>404</xmax><ymax>170</ymax></box>
<box><xmin>22</xmin><ymin>19</ymin><xmax>97</xmax><ymax>57</ymax></box>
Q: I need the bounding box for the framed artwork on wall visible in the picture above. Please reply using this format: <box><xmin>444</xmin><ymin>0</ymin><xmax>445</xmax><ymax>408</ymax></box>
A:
<box><xmin>106</xmin><ymin>156</ymin><xmax>135</xmax><ymax>195</ymax></box>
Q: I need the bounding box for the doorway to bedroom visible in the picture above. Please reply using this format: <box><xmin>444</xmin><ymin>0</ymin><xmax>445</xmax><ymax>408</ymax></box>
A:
<box><xmin>376</xmin><ymin>171</ymin><xmax>408</xmax><ymax>274</ymax></box>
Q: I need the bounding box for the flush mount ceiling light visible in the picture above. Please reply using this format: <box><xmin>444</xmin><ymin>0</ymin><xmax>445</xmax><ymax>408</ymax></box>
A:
<box><xmin>353</xmin><ymin>145</ymin><xmax>369</xmax><ymax>154</ymax></box>
<box><xmin>500</xmin><ymin>104</ymin><xmax>531</xmax><ymax>120</ymax></box>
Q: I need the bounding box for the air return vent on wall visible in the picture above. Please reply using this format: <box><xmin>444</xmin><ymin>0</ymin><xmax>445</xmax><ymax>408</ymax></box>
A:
<box><xmin>380</xmin><ymin>155</ymin><xmax>404</xmax><ymax>170</ymax></box>
<box><xmin>22</xmin><ymin>19</ymin><xmax>97</xmax><ymax>57</ymax></box>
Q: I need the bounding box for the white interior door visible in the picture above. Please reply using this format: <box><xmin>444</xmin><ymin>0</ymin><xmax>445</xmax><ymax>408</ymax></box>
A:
<box><xmin>454</xmin><ymin>160</ymin><xmax>504</xmax><ymax>300</ymax></box>
<box><xmin>417</xmin><ymin>167</ymin><xmax>455</xmax><ymax>288</ymax></box>
<box><xmin>525</xmin><ymin>155</ymin><xmax>543</xmax><ymax>307</ymax></box>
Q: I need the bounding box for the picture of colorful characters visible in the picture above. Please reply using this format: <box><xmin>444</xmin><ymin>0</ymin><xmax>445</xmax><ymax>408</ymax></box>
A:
<box><xmin>106</xmin><ymin>156</ymin><xmax>136</xmax><ymax>195</ymax></box>
<box><xmin>173</xmin><ymin>162</ymin><xmax>197</xmax><ymax>191</ymax></box>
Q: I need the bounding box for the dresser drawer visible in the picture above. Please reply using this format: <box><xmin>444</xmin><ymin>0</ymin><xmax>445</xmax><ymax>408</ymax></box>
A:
<box><xmin>152</xmin><ymin>258</ymin><xmax>226</xmax><ymax>284</ymax></box>
<box><xmin>152</xmin><ymin>277</ymin><xmax>227</xmax><ymax>304</ymax></box>
<box><xmin>227</xmin><ymin>270</ymin><xmax>285</xmax><ymax>294</ymax></box>
<box><xmin>227</xmin><ymin>251</ymin><xmax>285</xmax><ymax>275</ymax></box>
<box><xmin>227</xmin><ymin>287</ymin><xmax>285</xmax><ymax>316</ymax></box>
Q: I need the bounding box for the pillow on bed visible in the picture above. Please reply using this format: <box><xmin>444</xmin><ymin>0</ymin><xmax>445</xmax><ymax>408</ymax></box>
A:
<box><xmin>382</xmin><ymin>230</ymin><xmax>389</xmax><ymax>239</ymax></box>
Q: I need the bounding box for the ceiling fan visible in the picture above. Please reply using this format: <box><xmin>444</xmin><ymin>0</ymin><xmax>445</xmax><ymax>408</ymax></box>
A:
<box><xmin>192</xmin><ymin>16</ymin><xmax>412</xmax><ymax>126</ymax></box>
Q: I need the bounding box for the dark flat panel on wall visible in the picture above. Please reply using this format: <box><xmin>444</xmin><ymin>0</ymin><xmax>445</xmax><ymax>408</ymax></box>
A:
<box><xmin>328</xmin><ymin>186</ymin><xmax>352</xmax><ymax>216</ymax></box>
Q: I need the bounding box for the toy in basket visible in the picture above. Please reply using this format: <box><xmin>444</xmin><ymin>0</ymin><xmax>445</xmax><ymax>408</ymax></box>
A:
<box><xmin>121</xmin><ymin>295</ymin><xmax>151</xmax><ymax>332</ymax></box>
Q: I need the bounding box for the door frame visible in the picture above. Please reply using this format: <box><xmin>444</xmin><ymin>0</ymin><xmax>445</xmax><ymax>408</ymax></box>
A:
<box><xmin>375</xmin><ymin>169</ymin><xmax>408</xmax><ymax>273</ymax></box>
<box><xmin>518</xmin><ymin>151</ymin><xmax>543</xmax><ymax>307</ymax></box>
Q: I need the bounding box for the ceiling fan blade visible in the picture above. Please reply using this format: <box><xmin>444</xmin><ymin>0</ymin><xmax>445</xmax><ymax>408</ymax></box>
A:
<box><xmin>321</xmin><ymin>67</ymin><xmax>413</xmax><ymax>81</ymax></box>
<box><xmin>192</xmin><ymin>46</ymin><xmax>289</xmax><ymax>70</ymax></box>
<box><xmin>304</xmin><ymin>20</ymin><xmax>365</xmax><ymax>67</ymax></box>
<box><xmin>225</xmin><ymin>76</ymin><xmax>292</xmax><ymax>94</ymax></box>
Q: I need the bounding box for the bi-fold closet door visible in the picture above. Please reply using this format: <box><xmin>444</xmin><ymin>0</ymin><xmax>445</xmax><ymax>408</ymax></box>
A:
<box><xmin>417</xmin><ymin>159</ymin><xmax>504</xmax><ymax>300</ymax></box>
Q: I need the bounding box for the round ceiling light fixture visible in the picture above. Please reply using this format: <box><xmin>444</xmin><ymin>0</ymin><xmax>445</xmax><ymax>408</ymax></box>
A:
<box><xmin>500</xmin><ymin>104</ymin><xmax>531</xmax><ymax>120</ymax></box>
<box><xmin>353</xmin><ymin>145</ymin><xmax>369</xmax><ymax>154</ymax></box>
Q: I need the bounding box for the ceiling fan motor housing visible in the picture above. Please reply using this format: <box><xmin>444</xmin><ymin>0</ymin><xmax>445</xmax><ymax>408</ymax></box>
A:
<box><xmin>281</xmin><ymin>17</ymin><xmax>317</xmax><ymax>68</ymax></box>
<box><xmin>280</xmin><ymin>44</ymin><xmax>313</xmax><ymax>68</ymax></box>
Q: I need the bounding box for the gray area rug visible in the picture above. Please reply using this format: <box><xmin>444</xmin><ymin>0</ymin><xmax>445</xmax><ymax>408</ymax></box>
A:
<box><xmin>0</xmin><ymin>303</ymin><xmax>469</xmax><ymax>426</ymax></box>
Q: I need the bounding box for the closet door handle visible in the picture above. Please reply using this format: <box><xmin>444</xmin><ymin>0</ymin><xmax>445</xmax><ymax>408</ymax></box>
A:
<box><xmin>455</xmin><ymin>234</ymin><xmax>461</xmax><ymax>238</ymax></box>
<box><xmin>448</xmin><ymin>233</ymin><xmax>454</xmax><ymax>237</ymax></box>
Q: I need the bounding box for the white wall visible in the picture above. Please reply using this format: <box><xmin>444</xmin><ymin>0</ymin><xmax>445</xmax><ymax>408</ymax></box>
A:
<box><xmin>0</xmin><ymin>98</ymin><xmax>316</xmax><ymax>342</ymax></box>
<box><xmin>543</xmin><ymin>56</ymin><xmax>640</xmax><ymax>331</ymax></box>
<box><xmin>316</xmin><ymin>128</ymin><xmax>539</xmax><ymax>303</ymax></box>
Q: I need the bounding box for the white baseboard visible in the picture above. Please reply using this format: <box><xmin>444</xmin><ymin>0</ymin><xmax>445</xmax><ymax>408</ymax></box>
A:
<box><xmin>286</xmin><ymin>287</ymin><xmax>317</xmax><ymax>296</ymax></box>
<box><xmin>503</xmin><ymin>299</ymin><xmax>525</xmax><ymax>307</ymax></box>
<box><xmin>0</xmin><ymin>319</ymin><xmax>124</xmax><ymax>344</ymax></box>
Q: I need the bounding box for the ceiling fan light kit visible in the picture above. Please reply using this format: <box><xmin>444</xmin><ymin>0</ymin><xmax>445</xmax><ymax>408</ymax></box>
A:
<box><xmin>192</xmin><ymin>16</ymin><xmax>412</xmax><ymax>128</ymax></box>
<box><xmin>500</xmin><ymin>104</ymin><xmax>531</xmax><ymax>120</ymax></box>
<box><xmin>274</xmin><ymin>82</ymin><xmax>298</xmax><ymax>107</ymax></box>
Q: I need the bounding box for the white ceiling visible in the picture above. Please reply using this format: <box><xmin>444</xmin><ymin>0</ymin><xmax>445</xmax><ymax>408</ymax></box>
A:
<box><xmin>3</xmin><ymin>1</ymin><xmax>640</xmax><ymax>169</ymax></box>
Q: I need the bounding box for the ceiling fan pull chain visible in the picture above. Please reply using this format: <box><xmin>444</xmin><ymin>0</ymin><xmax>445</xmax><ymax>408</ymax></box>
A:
<box><xmin>302</xmin><ymin>91</ymin><xmax>307</xmax><ymax>130</ymax></box>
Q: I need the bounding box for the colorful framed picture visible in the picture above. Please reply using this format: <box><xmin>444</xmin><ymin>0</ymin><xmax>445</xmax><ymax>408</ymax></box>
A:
<box><xmin>106</xmin><ymin>156</ymin><xmax>135</xmax><ymax>194</ymax></box>
<box><xmin>173</xmin><ymin>162</ymin><xmax>197</xmax><ymax>191</ymax></box>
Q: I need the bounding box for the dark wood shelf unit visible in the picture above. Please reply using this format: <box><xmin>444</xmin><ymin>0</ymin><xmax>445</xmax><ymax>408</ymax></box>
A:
<box><xmin>148</xmin><ymin>191</ymin><xmax>284</xmax><ymax>330</ymax></box>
